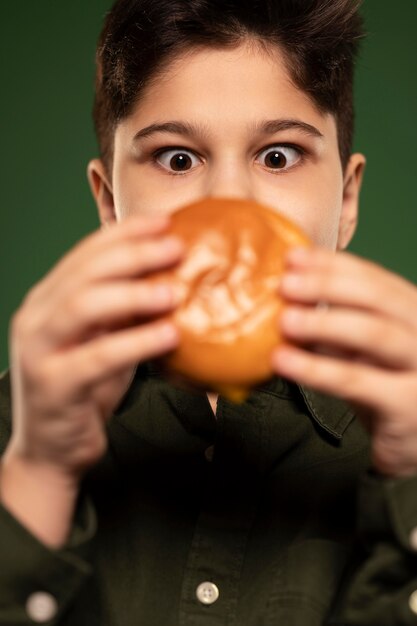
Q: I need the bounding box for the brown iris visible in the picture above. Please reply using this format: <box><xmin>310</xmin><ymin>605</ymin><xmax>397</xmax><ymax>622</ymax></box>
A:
<box><xmin>264</xmin><ymin>150</ymin><xmax>287</xmax><ymax>169</ymax></box>
<box><xmin>170</xmin><ymin>153</ymin><xmax>192</xmax><ymax>171</ymax></box>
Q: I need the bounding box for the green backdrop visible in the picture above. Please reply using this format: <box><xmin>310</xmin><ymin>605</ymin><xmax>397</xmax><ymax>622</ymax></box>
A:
<box><xmin>1</xmin><ymin>1</ymin><xmax>416</xmax><ymax>371</ymax></box>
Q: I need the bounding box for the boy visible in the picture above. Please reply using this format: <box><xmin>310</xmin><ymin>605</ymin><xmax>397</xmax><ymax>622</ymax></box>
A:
<box><xmin>1</xmin><ymin>0</ymin><xmax>417</xmax><ymax>624</ymax></box>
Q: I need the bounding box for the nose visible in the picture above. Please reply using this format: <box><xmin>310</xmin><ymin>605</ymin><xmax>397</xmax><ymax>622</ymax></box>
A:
<box><xmin>204</xmin><ymin>159</ymin><xmax>255</xmax><ymax>202</ymax></box>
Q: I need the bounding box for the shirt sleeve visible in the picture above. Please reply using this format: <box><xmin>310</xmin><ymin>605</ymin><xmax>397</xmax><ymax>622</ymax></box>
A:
<box><xmin>0</xmin><ymin>492</ymin><xmax>96</xmax><ymax>625</ymax></box>
<box><xmin>329</xmin><ymin>471</ymin><xmax>417</xmax><ymax>625</ymax></box>
<box><xmin>0</xmin><ymin>369</ymin><xmax>98</xmax><ymax>624</ymax></box>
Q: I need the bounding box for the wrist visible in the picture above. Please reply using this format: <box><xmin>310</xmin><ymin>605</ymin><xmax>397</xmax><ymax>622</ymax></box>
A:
<box><xmin>2</xmin><ymin>437</ymin><xmax>85</xmax><ymax>486</ymax></box>
<box><xmin>0</xmin><ymin>448</ymin><xmax>80</xmax><ymax>548</ymax></box>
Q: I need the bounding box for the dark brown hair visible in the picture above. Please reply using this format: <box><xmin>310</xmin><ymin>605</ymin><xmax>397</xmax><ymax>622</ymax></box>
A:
<box><xmin>93</xmin><ymin>0</ymin><xmax>365</xmax><ymax>172</ymax></box>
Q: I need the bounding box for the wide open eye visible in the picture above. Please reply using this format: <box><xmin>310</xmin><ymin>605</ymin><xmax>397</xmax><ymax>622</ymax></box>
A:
<box><xmin>155</xmin><ymin>149</ymin><xmax>201</xmax><ymax>174</ymax></box>
<box><xmin>257</xmin><ymin>145</ymin><xmax>302</xmax><ymax>171</ymax></box>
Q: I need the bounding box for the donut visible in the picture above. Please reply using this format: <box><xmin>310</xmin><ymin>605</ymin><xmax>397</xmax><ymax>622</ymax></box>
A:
<box><xmin>152</xmin><ymin>197</ymin><xmax>310</xmax><ymax>402</ymax></box>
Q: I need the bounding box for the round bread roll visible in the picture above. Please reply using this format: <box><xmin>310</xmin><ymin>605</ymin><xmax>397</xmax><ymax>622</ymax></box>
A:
<box><xmin>153</xmin><ymin>197</ymin><xmax>310</xmax><ymax>401</ymax></box>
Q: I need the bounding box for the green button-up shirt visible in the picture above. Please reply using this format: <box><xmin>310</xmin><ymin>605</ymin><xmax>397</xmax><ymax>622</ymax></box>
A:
<box><xmin>1</xmin><ymin>365</ymin><xmax>417</xmax><ymax>625</ymax></box>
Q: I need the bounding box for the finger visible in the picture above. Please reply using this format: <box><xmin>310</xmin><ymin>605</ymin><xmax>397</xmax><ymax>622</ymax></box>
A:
<box><xmin>25</xmin><ymin>234</ymin><xmax>184</xmax><ymax>342</ymax></box>
<box><xmin>271</xmin><ymin>344</ymin><xmax>396</xmax><ymax>411</ymax></box>
<box><xmin>280</xmin><ymin>306</ymin><xmax>417</xmax><ymax>369</ymax></box>
<box><xmin>82</xmin><ymin>235</ymin><xmax>184</xmax><ymax>283</ymax></box>
<box><xmin>44</xmin><ymin>320</ymin><xmax>180</xmax><ymax>395</ymax></box>
<box><xmin>73</xmin><ymin>213</ymin><xmax>173</xmax><ymax>259</ymax></box>
<box><xmin>281</xmin><ymin>248</ymin><xmax>417</xmax><ymax>329</ymax></box>
<box><xmin>41</xmin><ymin>280</ymin><xmax>181</xmax><ymax>348</ymax></box>
<box><xmin>28</xmin><ymin>214</ymin><xmax>177</xmax><ymax>304</ymax></box>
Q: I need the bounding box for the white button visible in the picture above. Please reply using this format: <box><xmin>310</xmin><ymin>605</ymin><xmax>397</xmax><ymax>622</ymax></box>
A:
<box><xmin>409</xmin><ymin>590</ymin><xmax>417</xmax><ymax>615</ymax></box>
<box><xmin>26</xmin><ymin>591</ymin><xmax>58</xmax><ymax>623</ymax></box>
<box><xmin>409</xmin><ymin>527</ymin><xmax>417</xmax><ymax>551</ymax></box>
<box><xmin>204</xmin><ymin>445</ymin><xmax>214</xmax><ymax>462</ymax></box>
<box><xmin>196</xmin><ymin>581</ymin><xmax>220</xmax><ymax>605</ymax></box>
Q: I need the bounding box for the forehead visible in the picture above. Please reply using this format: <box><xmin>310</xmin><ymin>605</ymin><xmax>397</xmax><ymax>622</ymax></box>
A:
<box><xmin>117</xmin><ymin>42</ymin><xmax>337</xmax><ymax>145</ymax></box>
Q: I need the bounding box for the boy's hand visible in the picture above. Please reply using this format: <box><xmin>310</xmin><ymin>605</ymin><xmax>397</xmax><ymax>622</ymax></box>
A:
<box><xmin>272</xmin><ymin>248</ymin><xmax>417</xmax><ymax>478</ymax></box>
<box><xmin>6</xmin><ymin>214</ymin><xmax>184</xmax><ymax>481</ymax></box>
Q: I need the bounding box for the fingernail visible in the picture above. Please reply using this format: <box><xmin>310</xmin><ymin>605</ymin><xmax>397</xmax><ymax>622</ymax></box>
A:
<box><xmin>272</xmin><ymin>346</ymin><xmax>298</xmax><ymax>371</ymax></box>
<box><xmin>153</xmin><ymin>283</ymin><xmax>184</xmax><ymax>307</ymax></box>
<box><xmin>160</xmin><ymin>323</ymin><xmax>179</xmax><ymax>343</ymax></box>
<box><xmin>281</xmin><ymin>308</ymin><xmax>304</xmax><ymax>330</ymax></box>
<box><xmin>153</xmin><ymin>284</ymin><xmax>175</xmax><ymax>304</ymax></box>
<box><xmin>161</xmin><ymin>236</ymin><xmax>184</xmax><ymax>255</ymax></box>
<box><xmin>286</xmin><ymin>247</ymin><xmax>311</xmax><ymax>265</ymax></box>
<box><xmin>281</xmin><ymin>273</ymin><xmax>305</xmax><ymax>293</ymax></box>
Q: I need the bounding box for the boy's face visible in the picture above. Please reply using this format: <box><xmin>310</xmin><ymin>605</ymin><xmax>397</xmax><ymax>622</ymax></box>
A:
<box><xmin>89</xmin><ymin>42</ymin><xmax>365</xmax><ymax>249</ymax></box>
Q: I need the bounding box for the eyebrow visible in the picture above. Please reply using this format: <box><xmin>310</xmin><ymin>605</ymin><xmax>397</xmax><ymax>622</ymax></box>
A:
<box><xmin>133</xmin><ymin>121</ymin><xmax>211</xmax><ymax>142</ymax></box>
<box><xmin>251</xmin><ymin>119</ymin><xmax>324</xmax><ymax>139</ymax></box>
<box><xmin>133</xmin><ymin>118</ymin><xmax>324</xmax><ymax>142</ymax></box>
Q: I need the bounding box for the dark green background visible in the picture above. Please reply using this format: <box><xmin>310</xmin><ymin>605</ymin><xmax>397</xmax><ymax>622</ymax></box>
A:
<box><xmin>1</xmin><ymin>2</ymin><xmax>416</xmax><ymax>371</ymax></box>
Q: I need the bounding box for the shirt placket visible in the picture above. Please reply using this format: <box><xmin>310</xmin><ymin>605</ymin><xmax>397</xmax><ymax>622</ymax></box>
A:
<box><xmin>178</xmin><ymin>396</ymin><xmax>265</xmax><ymax>626</ymax></box>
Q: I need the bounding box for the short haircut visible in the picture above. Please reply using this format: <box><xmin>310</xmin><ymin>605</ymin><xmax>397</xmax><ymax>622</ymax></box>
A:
<box><xmin>93</xmin><ymin>0</ymin><xmax>365</xmax><ymax>173</ymax></box>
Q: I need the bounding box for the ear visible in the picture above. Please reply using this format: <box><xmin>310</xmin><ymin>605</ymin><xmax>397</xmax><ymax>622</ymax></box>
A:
<box><xmin>336</xmin><ymin>153</ymin><xmax>366</xmax><ymax>250</ymax></box>
<box><xmin>87</xmin><ymin>159</ymin><xmax>117</xmax><ymax>227</ymax></box>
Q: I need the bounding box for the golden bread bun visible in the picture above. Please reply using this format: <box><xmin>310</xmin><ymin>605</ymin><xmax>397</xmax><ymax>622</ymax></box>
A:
<box><xmin>152</xmin><ymin>197</ymin><xmax>310</xmax><ymax>401</ymax></box>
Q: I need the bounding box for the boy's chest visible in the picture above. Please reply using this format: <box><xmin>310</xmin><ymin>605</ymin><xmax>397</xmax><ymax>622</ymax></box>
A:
<box><xmin>81</xmin><ymin>380</ymin><xmax>370</xmax><ymax>626</ymax></box>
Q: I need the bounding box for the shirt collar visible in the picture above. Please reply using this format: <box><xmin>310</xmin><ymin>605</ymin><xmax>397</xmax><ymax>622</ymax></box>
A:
<box><xmin>116</xmin><ymin>363</ymin><xmax>355</xmax><ymax>442</ymax></box>
<box><xmin>296</xmin><ymin>384</ymin><xmax>355</xmax><ymax>440</ymax></box>
<box><xmin>253</xmin><ymin>374</ymin><xmax>355</xmax><ymax>440</ymax></box>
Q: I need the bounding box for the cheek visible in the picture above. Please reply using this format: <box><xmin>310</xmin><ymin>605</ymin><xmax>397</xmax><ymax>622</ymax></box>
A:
<box><xmin>112</xmin><ymin>162</ymin><xmax>166</xmax><ymax>219</ymax></box>
<box><xmin>297</xmin><ymin>156</ymin><xmax>345</xmax><ymax>248</ymax></box>
<box><xmin>260</xmin><ymin>172</ymin><xmax>344</xmax><ymax>248</ymax></box>
<box><xmin>307</xmin><ymin>176</ymin><xmax>344</xmax><ymax>249</ymax></box>
<box><xmin>112</xmin><ymin>160</ymin><xmax>202</xmax><ymax>220</ymax></box>
<box><xmin>112</xmin><ymin>132</ymin><xmax>174</xmax><ymax>219</ymax></box>
<box><xmin>311</xmin><ymin>215</ymin><xmax>341</xmax><ymax>248</ymax></box>
<box><xmin>304</xmin><ymin>201</ymin><xmax>343</xmax><ymax>249</ymax></box>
